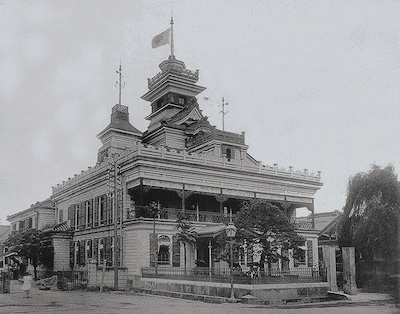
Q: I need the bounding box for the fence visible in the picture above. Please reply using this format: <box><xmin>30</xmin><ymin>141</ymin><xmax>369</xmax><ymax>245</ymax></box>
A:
<box><xmin>56</xmin><ymin>270</ymin><xmax>88</xmax><ymax>290</ymax></box>
<box><xmin>141</xmin><ymin>266</ymin><xmax>327</xmax><ymax>285</ymax></box>
<box><xmin>0</xmin><ymin>271</ymin><xmax>10</xmax><ymax>293</ymax></box>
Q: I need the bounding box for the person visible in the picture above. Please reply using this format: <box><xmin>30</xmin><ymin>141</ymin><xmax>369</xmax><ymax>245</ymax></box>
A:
<box><xmin>21</xmin><ymin>272</ymin><xmax>33</xmax><ymax>298</ymax></box>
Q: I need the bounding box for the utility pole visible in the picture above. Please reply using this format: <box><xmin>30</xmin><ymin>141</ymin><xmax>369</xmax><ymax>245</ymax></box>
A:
<box><xmin>107</xmin><ymin>153</ymin><xmax>121</xmax><ymax>290</ymax></box>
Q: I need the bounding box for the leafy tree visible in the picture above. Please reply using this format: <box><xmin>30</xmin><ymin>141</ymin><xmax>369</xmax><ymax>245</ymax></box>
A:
<box><xmin>338</xmin><ymin>164</ymin><xmax>400</xmax><ymax>262</ymax></box>
<box><xmin>5</xmin><ymin>228</ymin><xmax>52</xmax><ymax>279</ymax></box>
<box><xmin>176</xmin><ymin>213</ymin><xmax>197</xmax><ymax>274</ymax></box>
<box><xmin>218</xmin><ymin>199</ymin><xmax>303</xmax><ymax>272</ymax></box>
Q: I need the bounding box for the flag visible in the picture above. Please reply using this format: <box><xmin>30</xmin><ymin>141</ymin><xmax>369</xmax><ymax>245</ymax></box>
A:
<box><xmin>152</xmin><ymin>28</ymin><xmax>170</xmax><ymax>48</ymax></box>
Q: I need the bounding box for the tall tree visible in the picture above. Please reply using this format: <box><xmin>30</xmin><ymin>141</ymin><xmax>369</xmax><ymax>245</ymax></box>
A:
<box><xmin>338</xmin><ymin>164</ymin><xmax>400</xmax><ymax>262</ymax></box>
<box><xmin>5</xmin><ymin>228</ymin><xmax>52</xmax><ymax>279</ymax></box>
<box><xmin>228</xmin><ymin>199</ymin><xmax>303</xmax><ymax>271</ymax></box>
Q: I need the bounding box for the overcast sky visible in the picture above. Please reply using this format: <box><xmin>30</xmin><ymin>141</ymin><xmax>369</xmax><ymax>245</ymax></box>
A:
<box><xmin>1</xmin><ymin>0</ymin><xmax>399</xmax><ymax>224</ymax></box>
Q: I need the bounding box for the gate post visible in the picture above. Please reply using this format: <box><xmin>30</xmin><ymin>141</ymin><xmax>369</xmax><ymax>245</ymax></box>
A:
<box><xmin>322</xmin><ymin>246</ymin><xmax>338</xmax><ymax>291</ymax></box>
<box><xmin>342</xmin><ymin>247</ymin><xmax>357</xmax><ymax>295</ymax></box>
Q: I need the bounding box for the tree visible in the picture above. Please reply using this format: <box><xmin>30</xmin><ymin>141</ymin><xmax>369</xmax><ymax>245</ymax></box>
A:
<box><xmin>176</xmin><ymin>213</ymin><xmax>197</xmax><ymax>274</ymax></box>
<box><xmin>338</xmin><ymin>164</ymin><xmax>400</xmax><ymax>262</ymax></box>
<box><xmin>5</xmin><ymin>229</ymin><xmax>52</xmax><ymax>279</ymax></box>
<box><xmin>225</xmin><ymin>199</ymin><xmax>303</xmax><ymax>272</ymax></box>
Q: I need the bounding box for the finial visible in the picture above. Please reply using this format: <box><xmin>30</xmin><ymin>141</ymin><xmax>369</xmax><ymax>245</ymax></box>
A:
<box><xmin>115</xmin><ymin>61</ymin><xmax>125</xmax><ymax>106</ymax></box>
<box><xmin>170</xmin><ymin>15</ymin><xmax>175</xmax><ymax>57</ymax></box>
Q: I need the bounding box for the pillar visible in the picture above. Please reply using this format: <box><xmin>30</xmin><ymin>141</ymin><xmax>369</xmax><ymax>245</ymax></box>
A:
<box><xmin>322</xmin><ymin>246</ymin><xmax>338</xmax><ymax>291</ymax></box>
<box><xmin>342</xmin><ymin>247</ymin><xmax>357</xmax><ymax>295</ymax></box>
<box><xmin>87</xmin><ymin>259</ymin><xmax>98</xmax><ymax>287</ymax></box>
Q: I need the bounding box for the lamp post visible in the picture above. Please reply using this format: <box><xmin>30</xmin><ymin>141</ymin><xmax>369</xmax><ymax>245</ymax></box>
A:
<box><xmin>225</xmin><ymin>221</ymin><xmax>237</xmax><ymax>301</ymax></box>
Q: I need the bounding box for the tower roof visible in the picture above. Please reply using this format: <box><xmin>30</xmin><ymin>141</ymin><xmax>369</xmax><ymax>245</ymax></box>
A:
<box><xmin>97</xmin><ymin>104</ymin><xmax>142</xmax><ymax>139</ymax></box>
<box><xmin>141</xmin><ymin>55</ymin><xmax>206</xmax><ymax>103</ymax></box>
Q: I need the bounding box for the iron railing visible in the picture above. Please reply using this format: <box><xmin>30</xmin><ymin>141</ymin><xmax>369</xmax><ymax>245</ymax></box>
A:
<box><xmin>0</xmin><ymin>271</ymin><xmax>10</xmax><ymax>293</ymax></box>
<box><xmin>141</xmin><ymin>266</ymin><xmax>327</xmax><ymax>285</ymax></box>
<box><xmin>127</xmin><ymin>207</ymin><xmax>233</xmax><ymax>224</ymax></box>
<box><xmin>56</xmin><ymin>270</ymin><xmax>88</xmax><ymax>290</ymax></box>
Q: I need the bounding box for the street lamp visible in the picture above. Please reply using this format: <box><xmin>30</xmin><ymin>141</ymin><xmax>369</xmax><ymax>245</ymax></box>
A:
<box><xmin>225</xmin><ymin>221</ymin><xmax>237</xmax><ymax>301</ymax></box>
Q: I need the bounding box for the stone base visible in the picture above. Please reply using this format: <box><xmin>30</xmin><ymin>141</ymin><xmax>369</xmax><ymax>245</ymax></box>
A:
<box><xmin>128</xmin><ymin>277</ymin><xmax>330</xmax><ymax>303</ymax></box>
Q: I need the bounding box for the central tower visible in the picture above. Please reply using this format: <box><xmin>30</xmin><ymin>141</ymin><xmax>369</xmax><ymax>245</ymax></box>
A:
<box><xmin>141</xmin><ymin>55</ymin><xmax>206</xmax><ymax>133</ymax></box>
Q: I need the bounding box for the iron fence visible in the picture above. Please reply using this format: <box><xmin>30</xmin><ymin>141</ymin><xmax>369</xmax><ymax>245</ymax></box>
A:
<box><xmin>56</xmin><ymin>270</ymin><xmax>88</xmax><ymax>290</ymax></box>
<box><xmin>0</xmin><ymin>271</ymin><xmax>10</xmax><ymax>293</ymax></box>
<box><xmin>141</xmin><ymin>266</ymin><xmax>327</xmax><ymax>285</ymax></box>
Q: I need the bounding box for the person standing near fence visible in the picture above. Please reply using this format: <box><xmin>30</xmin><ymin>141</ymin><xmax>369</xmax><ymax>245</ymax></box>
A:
<box><xmin>21</xmin><ymin>272</ymin><xmax>33</xmax><ymax>298</ymax></box>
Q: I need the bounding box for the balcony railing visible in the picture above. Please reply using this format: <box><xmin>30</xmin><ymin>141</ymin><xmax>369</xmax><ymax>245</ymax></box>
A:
<box><xmin>127</xmin><ymin>206</ymin><xmax>232</xmax><ymax>224</ymax></box>
<box><xmin>294</xmin><ymin>220</ymin><xmax>313</xmax><ymax>229</ymax></box>
<box><xmin>141</xmin><ymin>266</ymin><xmax>327</xmax><ymax>284</ymax></box>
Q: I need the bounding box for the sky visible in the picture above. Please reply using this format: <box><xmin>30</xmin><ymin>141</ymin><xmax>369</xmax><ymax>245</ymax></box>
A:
<box><xmin>1</xmin><ymin>0</ymin><xmax>400</xmax><ymax>224</ymax></box>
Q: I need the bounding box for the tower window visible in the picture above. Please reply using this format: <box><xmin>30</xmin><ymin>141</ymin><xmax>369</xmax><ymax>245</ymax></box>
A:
<box><xmin>178</xmin><ymin>97</ymin><xmax>185</xmax><ymax>105</ymax></box>
<box><xmin>157</xmin><ymin>99</ymin><xmax>163</xmax><ymax>110</ymax></box>
<box><xmin>225</xmin><ymin>147</ymin><xmax>232</xmax><ymax>160</ymax></box>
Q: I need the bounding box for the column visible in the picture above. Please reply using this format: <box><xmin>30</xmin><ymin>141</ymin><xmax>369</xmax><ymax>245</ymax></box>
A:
<box><xmin>322</xmin><ymin>246</ymin><xmax>338</xmax><ymax>292</ymax></box>
<box><xmin>342</xmin><ymin>247</ymin><xmax>357</xmax><ymax>295</ymax></box>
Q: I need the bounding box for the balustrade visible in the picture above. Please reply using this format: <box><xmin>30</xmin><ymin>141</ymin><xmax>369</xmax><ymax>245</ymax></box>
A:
<box><xmin>126</xmin><ymin>206</ymin><xmax>232</xmax><ymax>223</ymax></box>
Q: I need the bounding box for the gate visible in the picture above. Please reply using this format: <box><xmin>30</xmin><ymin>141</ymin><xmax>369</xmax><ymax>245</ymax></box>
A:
<box><xmin>0</xmin><ymin>271</ymin><xmax>10</xmax><ymax>293</ymax></box>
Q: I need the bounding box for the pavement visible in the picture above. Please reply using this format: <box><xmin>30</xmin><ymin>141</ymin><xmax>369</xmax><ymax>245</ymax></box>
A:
<box><xmin>0</xmin><ymin>279</ymin><xmax>397</xmax><ymax>313</ymax></box>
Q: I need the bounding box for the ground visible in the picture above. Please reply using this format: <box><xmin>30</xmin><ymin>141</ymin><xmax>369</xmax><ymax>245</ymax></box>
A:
<box><xmin>0</xmin><ymin>280</ymin><xmax>397</xmax><ymax>314</ymax></box>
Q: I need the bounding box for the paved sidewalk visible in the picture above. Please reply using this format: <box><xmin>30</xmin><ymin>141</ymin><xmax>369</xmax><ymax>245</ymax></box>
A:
<box><xmin>0</xmin><ymin>280</ymin><xmax>394</xmax><ymax>314</ymax></box>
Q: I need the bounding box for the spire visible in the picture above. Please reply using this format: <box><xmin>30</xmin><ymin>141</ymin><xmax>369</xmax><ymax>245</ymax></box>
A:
<box><xmin>116</xmin><ymin>62</ymin><xmax>124</xmax><ymax>105</ymax></box>
<box><xmin>170</xmin><ymin>16</ymin><xmax>175</xmax><ymax>58</ymax></box>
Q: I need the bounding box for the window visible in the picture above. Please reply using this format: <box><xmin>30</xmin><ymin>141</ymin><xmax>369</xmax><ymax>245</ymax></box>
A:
<box><xmin>28</xmin><ymin>217</ymin><xmax>33</xmax><ymax>229</ymax></box>
<box><xmin>158</xmin><ymin>235</ymin><xmax>171</xmax><ymax>265</ymax></box>
<box><xmin>85</xmin><ymin>239</ymin><xmax>92</xmax><ymax>261</ymax></box>
<box><xmin>99</xmin><ymin>196</ymin><xmax>106</xmax><ymax>225</ymax></box>
<box><xmin>59</xmin><ymin>209</ymin><xmax>63</xmax><ymax>223</ymax></box>
<box><xmin>225</xmin><ymin>147</ymin><xmax>232</xmax><ymax>160</ymax></box>
<box><xmin>98</xmin><ymin>238</ymin><xmax>104</xmax><ymax>264</ymax></box>
<box><xmin>85</xmin><ymin>200</ymin><xmax>92</xmax><ymax>227</ymax></box>
<box><xmin>74</xmin><ymin>242</ymin><xmax>80</xmax><ymax>266</ymax></box>
<box><xmin>18</xmin><ymin>220</ymin><xmax>24</xmax><ymax>230</ymax></box>
<box><xmin>178</xmin><ymin>97</ymin><xmax>185</xmax><ymax>105</ymax></box>
<box><xmin>75</xmin><ymin>205</ymin><xmax>80</xmax><ymax>230</ymax></box>
<box><xmin>12</xmin><ymin>224</ymin><xmax>16</xmax><ymax>231</ymax></box>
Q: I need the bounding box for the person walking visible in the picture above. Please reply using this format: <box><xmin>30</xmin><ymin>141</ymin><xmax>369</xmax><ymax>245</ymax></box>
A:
<box><xmin>21</xmin><ymin>272</ymin><xmax>33</xmax><ymax>298</ymax></box>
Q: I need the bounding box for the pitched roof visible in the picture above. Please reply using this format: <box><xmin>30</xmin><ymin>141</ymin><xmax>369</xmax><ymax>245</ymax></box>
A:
<box><xmin>297</xmin><ymin>210</ymin><xmax>342</xmax><ymax>233</ymax></box>
<box><xmin>98</xmin><ymin>118</ymin><xmax>142</xmax><ymax>137</ymax></box>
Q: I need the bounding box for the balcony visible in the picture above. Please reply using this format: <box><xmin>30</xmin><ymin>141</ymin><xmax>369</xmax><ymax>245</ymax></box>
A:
<box><xmin>127</xmin><ymin>206</ymin><xmax>232</xmax><ymax>224</ymax></box>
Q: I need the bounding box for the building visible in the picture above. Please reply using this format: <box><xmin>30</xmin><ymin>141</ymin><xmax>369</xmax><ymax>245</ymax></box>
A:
<box><xmin>0</xmin><ymin>225</ymin><xmax>11</xmax><ymax>270</ymax></box>
<box><xmin>7</xmin><ymin>199</ymin><xmax>56</xmax><ymax>232</ymax></box>
<box><xmin>296</xmin><ymin>210</ymin><xmax>342</xmax><ymax>247</ymax></box>
<box><xmin>47</xmin><ymin>53</ymin><xmax>323</xmax><ymax>281</ymax></box>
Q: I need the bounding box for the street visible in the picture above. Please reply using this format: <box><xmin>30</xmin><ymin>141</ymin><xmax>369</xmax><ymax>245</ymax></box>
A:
<box><xmin>0</xmin><ymin>280</ymin><xmax>397</xmax><ymax>314</ymax></box>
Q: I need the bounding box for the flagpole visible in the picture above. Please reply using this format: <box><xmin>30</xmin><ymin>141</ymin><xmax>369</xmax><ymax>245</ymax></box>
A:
<box><xmin>170</xmin><ymin>16</ymin><xmax>174</xmax><ymax>57</ymax></box>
